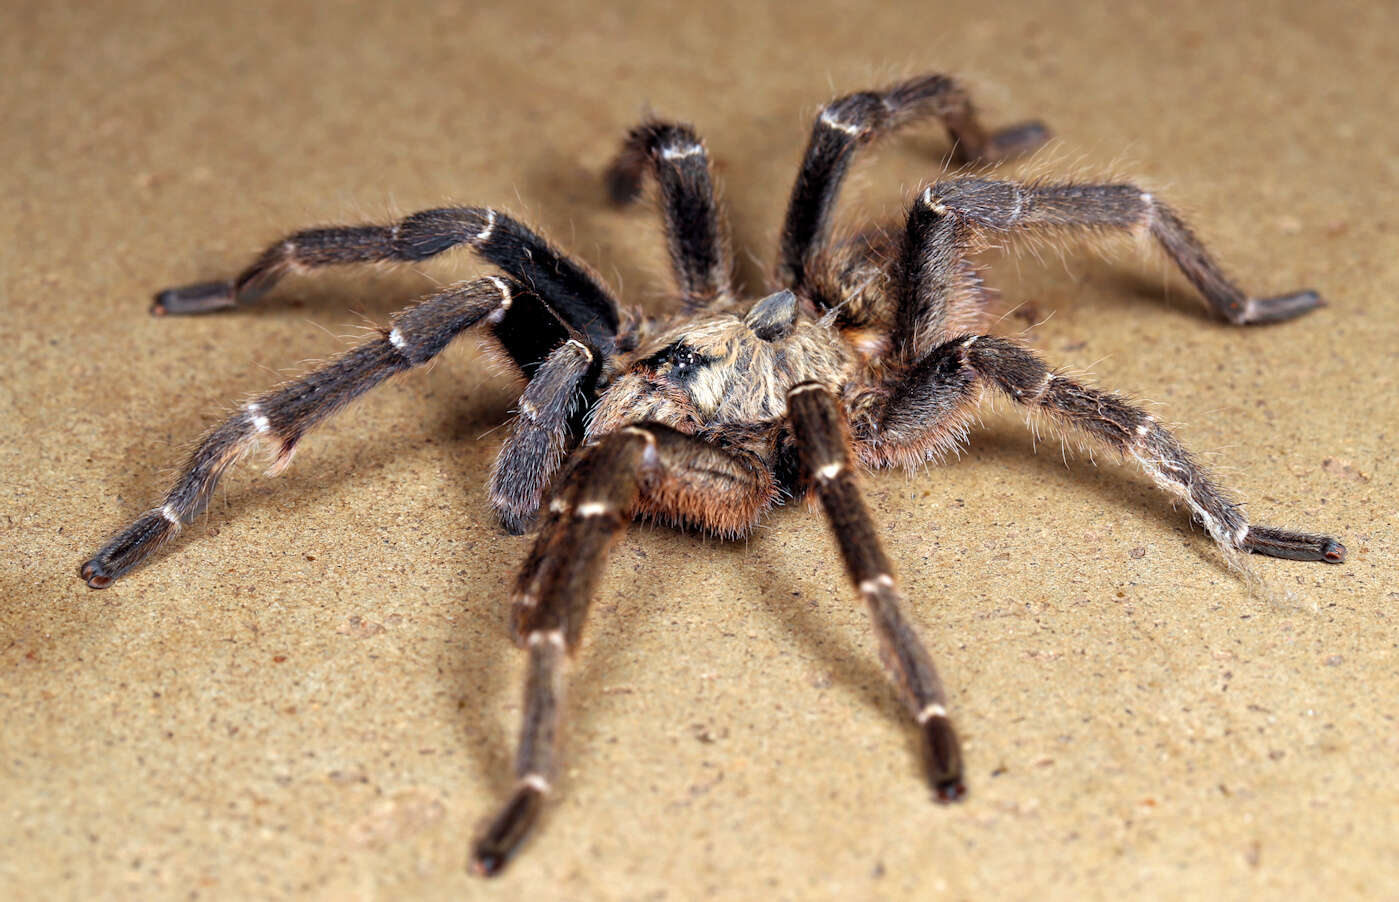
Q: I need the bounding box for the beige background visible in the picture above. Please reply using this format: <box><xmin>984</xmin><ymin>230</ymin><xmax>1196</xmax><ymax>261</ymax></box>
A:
<box><xmin>3</xmin><ymin>0</ymin><xmax>1395</xmax><ymax>899</ymax></box>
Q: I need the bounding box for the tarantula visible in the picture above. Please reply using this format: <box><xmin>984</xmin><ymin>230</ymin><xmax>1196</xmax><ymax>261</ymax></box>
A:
<box><xmin>81</xmin><ymin>74</ymin><xmax>1345</xmax><ymax>875</ymax></box>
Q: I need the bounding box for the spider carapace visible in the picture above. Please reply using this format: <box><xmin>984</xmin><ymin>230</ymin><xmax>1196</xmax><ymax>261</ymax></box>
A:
<box><xmin>80</xmin><ymin>74</ymin><xmax>1345</xmax><ymax>875</ymax></box>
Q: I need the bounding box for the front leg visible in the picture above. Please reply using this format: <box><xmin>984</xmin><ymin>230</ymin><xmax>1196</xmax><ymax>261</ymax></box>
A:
<box><xmin>472</xmin><ymin>425</ymin><xmax>776</xmax><ymax>875</ymax></box>
<box><xmin>787</xmin><ymin>384</ymin><xmax>965</xmax><ymax>801</ymax></box>
<box><xmin>488</xmin><ymin>339</ymin><xmax>598</xmax><ymax>535</ymax></box>
<box><xmin>473</xmin><ymin>428</ymin><xmax>655</xmax><ymax>876</ymax></box>
<box><xmin>81</xmin><ymin>276</ymin><xmax>520</xmax><ymax>588</ymax></box>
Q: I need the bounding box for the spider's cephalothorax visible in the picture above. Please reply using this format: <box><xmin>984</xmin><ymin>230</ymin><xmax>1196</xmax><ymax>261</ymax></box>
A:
<box><xmin>80</xmin><ymin>74</ymin><xmax>1346</xmax><ymax>876</ymax></box>
<box><xmin>591</xmin><ymin>291</ymin><xmax>853</xmax><ymax>439</ymax></box>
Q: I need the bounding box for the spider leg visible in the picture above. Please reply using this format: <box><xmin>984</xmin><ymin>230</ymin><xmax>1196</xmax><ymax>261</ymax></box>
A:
<box><xmin>607</xmin><ymin>120</ymin><xmax>734</xmax><ymax>310</ymax></box>
<box><xmin>489</xmin><ymin>339</ymin><xmax>598</xmax><ymax>535</ymax></box>
<box><xmin>868</xmin><ymin>334</ymin><xmax>1346</xmax><ymax>564</ymax></box>
<box><xmin>893</xmin><ymin>179</ymin><xmax>1323</xmax><ymax>358</ymax></box>
<box><xmin>80</xmin><ymin>276</ymin><xmax>520</xmax><ymax>588</ymax></box>
<box><xmin>152</xmin><ymin>206</ymin><xmax>620</xmax><ymax>356</ymax></box>
<box><xmin>472</xmin><ymin>425</ymin><xmax>774</xmax><ymax>876</ymax></box>
<box><xmin>777</xmin><ymin>73</ymin><xmax>1049</xmax><ymax>292</ymax></box>
<box><xmin>785</xmin><ymin>384</ymin><xmax>965</xmax><ymax>802</ymax></box>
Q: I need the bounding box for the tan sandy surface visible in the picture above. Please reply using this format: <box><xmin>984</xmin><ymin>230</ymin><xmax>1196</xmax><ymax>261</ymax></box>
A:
<box><xmin>3</xmin><ymin>0</ymin><xmax>1395</xmax><ymax>899</ymax></box>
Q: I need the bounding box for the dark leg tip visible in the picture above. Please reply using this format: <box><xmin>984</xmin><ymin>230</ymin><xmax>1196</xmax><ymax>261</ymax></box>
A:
<box><xmin>982</xmin><ymin>120</ymin><xmax>1052</xmax><ymax>162</ymax></box>
<box><xmin>920</xmin><ymin>714</ymin><xmax>966</xmax><ymax>802</ymax></box>
<box><xmin>151</xmin><ymin>280</ymin><xmax>236</xmax><ymax>315</ymax></box>
<box><xmin>80</xmin><ymin>512</ymin><xmax>176</xmax><ymax>587</ymax></box>
<box><xmin>934</xmin><ymin>777</ymin><xmax>968</xmax><ymax>803</ymax></box>
<box><xmin>1241</xmin><ymin>290</ymin><xmax>1325</xmax><ymax>325</ymax></box>
<box><xmin>470</xmin><ymin>850</ymin><xmax>507</xmax><ymax>878</ymax></box>
<box><xmin>79</xmin><ymin>560</ymin><xmax>113</xmax><ymax>589</ymax></box>
<box><xmin>1243</xmin><ymin>525</ymin><xmax>1346</xmax><ymax>563</ymax></box>
<box><xmin>470</xmin><ymin>783</ymin><xmax>544</xmax><ymax>878</ymax></box>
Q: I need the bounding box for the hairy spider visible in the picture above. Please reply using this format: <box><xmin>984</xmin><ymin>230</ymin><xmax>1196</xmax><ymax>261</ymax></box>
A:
<box><xmin>81</xmin><ymin>73</ymin><xmax>1345</xmax><ymax>875</ymax></box>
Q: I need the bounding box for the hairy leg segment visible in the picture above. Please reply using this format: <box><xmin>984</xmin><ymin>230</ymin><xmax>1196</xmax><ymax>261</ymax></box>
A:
<box><xmin>81</xmin><ymin>276</ymin><xmax>524</xmax><ymax>587</ymax></box>
<box><xmin>778</xmin><ymin>73</ymin><xmax>1050</xmax><ymax>293</ymax></box>
<box><xmin>788</xmin><ymin>383</ymin><xmax>965</xmax><ymax>801</ymax></box>
<box><xmin>472</xmin><ymin>424</ymin><xmax>774</xmax><ymax>874</ymax></box>
<box><xmin>151</xmin><ymin>205</ymin><xmax>621</xmax><ymax>355</ymax></box>
<box><xmin>874</xmin><ymin>334</ymin><xmax>1346</xmax><ymax>563</ymax></box>
<box><xmin>891</xmin><ymin>178</ymin><xmax>1324</xmax><ymax>361</ymax></box>
<box><xmin>607</xmin><ymin>120</ymin><xmax>734</xmax><ymax>310</ymax></box>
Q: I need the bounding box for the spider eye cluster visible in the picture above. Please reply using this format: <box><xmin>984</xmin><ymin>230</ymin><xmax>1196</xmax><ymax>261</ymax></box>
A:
<box><xmin>644</xmin><ymin>342</ymin><xmax>708</xmax><ymax>382</ymax></box>
<box><xmin>668</xmin><ymin>345</ymin><xmax>702</xmax><ymax>376</ymax></box>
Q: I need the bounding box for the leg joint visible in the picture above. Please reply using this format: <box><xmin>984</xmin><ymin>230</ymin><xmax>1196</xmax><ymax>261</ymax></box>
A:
<box><xmin>922</xmin><ymin>178</ymin><xmax>1026</xmax><ymax>229</ymax></box>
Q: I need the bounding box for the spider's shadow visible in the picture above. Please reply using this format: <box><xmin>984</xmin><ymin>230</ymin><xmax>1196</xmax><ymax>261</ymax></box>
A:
<box><xmin>90</xmin><ymin>335</ymin><xmax>517</xmax><ymax>553</ymax></box>
<box><xmin>747</xmin><ymin>524</ymin><xmax>919</xmax><ymax>741</ymax></box>
<box><xmin>925</xmin><ymin>416</ymin><xmax>1241</xmax><ymax>586</ymax></box>
<box><xmin>88</xmin><ymin>263</ymin><xmax>498</xmax><ymax>518</ymax></box>
<box><xmin>722</xmin><ymin>415</ymin><xmax>1243</xmax><ymax>784</ymax></box>
<box><xmin>966</xmin><ymin>418</ymin><xmax>1240</xmax><ymax>579</ymax></box>
<box><xmin>442</xmin><ymin>530</ymin><xmax>528</xmax><ymax>798</ymax></box>
<box><xmin>980</xmin><ymin>233</ymin><xmax>1234</xmax><ymax>326</ymax></box>
<box><xmin>83</xmin><ymin>331</ymin><xmax>538</xmax><ymax>796</ymax></box>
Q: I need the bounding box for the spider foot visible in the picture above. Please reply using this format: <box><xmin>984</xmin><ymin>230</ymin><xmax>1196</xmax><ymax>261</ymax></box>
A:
<box><xmin>1242</xmin><ymin>525</ymin><xmax>1346</xmax><ymax>563</ymax></box>
<box><xmin>982</xmin><ymin>120</ymin><xmax>1051</xmax><ymax>162</ymax></box>
<box><xmin>471</xmin><ymin>782</ymin><xmax>545</xmax><ymax>877</ymax></box>
<box><xmin>80</xmin><ymin>510</ymin><xmax>179</xmax><ymax>588</ymax></box>
<box><xmin>1239</xmin><ymin>290</ymin><xmax>1325</xmax><ymax>325</ymax></box>
<box><xmin>920</xmin><ymin>712</ymin><xmax>966</xmax><ymax>803</ymax></box>
<box><xmin>151</xmin><ymin>280</ymin><xmax>236</xmax><ymax>315</ymax></box>
<box><xmin>79</xmin><ymin>560</ymin><xmax>114</xmax><ymax>589</ymax></box>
